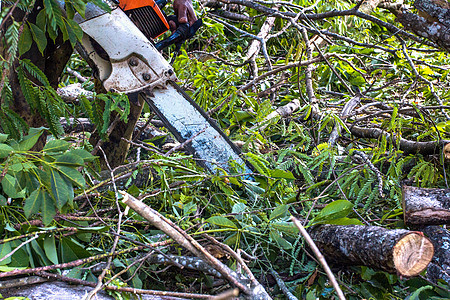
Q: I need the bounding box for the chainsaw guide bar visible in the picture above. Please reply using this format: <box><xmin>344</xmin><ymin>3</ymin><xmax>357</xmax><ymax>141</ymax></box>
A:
<box><xmin>141</xmin><ymin>82</ymin><xmax>254</xmax><ymax>175</ymax></box>
<box><xmin>67</xmin><ymin>2</ymin><xmax>253</xmax><ymax>175</ymax></box>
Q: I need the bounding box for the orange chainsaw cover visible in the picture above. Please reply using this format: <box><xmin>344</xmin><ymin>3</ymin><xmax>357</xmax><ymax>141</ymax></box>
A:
<box><xmin>119</xmin><ymin>0</ymin><xmax>158</xmax><ymax>11</ymax></box>
<box><xmin>118</xmin><ymin>0</ymin><xmax>169</xmax><ymax>38</ymax></box>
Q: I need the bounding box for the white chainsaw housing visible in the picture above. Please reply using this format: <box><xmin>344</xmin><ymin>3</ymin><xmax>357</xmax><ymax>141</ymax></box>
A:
<box><xmin>77</xmin><ymin>7</ymin><xmax>177</xmax><ymax>93</ymax></box>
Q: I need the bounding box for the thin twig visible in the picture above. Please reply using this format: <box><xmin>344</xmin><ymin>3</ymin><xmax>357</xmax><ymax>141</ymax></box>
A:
<box><xmin>291</xmin><ymin>217</ymin><xmax>346</xmax><ymax>300</ymax></box>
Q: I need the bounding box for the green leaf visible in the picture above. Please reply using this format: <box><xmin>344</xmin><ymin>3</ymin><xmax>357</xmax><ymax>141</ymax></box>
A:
<box><xmin>405</xmin><ymin>285</ymin><xmax>433</xmax><ymax>300</ymax></box>
<box><xmin>270</xmin><ymin>169</ymin><xmax>295</xmax><ymax>180</ymax></box>
<box><xmin>69</xmin><ymin>149</ymin><xmax>96</xmax><ymax>162</ymax></box>
<box><xmin>24</xmin><ymin>188</ymin><xmax>44</xmax><ymax>217</ymax></box>
<box><xmin>41</xmin><ymin>191</ymin><xmax>56</xmax><ymax>225</ymax></box>
<box><xmin>31</xmin><ymin>239</ymin><xmax>53</xmax><ymax>266</ymax></box>
<box><xmin>270</xmin><ymin>221</ymin><xmax>299</xmax><ymax>237</ymax></box>
<box><xmin>89</xmin><ymin>0</ymin><xmax>112</xmax><ymax>13</ymax></box>
<box><xmin>1</xmin><ymin>174</ymin><xmax>19</xmax><ymax>198</ymax></box>
<box><xmin>206</xmin><ymin>216</ymin><xmax>237</xmax><ymax>229</ymax></box>
<box><xmin>0</xmin><ymin>242</ymin><xmax>12</xmax><ymax>265</ymax></box>
<box><xmin>223</xmin><ymin>233</ymin><xmax>238</xmax><ymax>246</ymax></box>
<box><xmin>269</xmin><ymin>230</ymin><xmax>293</xmax><ymax>249</ymax></box>
<box><xmin>65</xmin><ymin>19</ymin><xmax>83</xmax><ymax>46</ymax></box>
<box><xmin>59</xmin><ymin>237</ymin><xmax>91</xmax><ymax>263</ymax></box>
<box><xmin>318</xmin><ymin>217</ymin><xmax>363</xmax><ymax>225</ymax></box>
<box><xmin>18</xmin><ymin>24</ymin><xmax>32</xmax><ymax>56</ymax></box>
<box><xmin>0</xmin><ymin>143</ymin><xmax>14</xmax><ymax>158</ymax></box>
<box><xmin>16</xmin><ymin>127</ymin><xmax>45</xmax><ymax>151</ymax></box>
<box><xmin>43</xmin><ymin>236</ymin><xmax>59</xmax><ymax>264</ymax></box>
<box><xmin>67</xmin><ymin>0</ymin><xmax>86</xmax><ymax>18</ymax></box>
<box><xmin>55</xmin><ymin>153</ymin><xmax>84</xmax><ymax>166</ymax></box>
<box><xmin>269</xmin><ymin>204</ymin><xmax>288</xmax><ymax>220</ymax></box>
<box><xmin>50</xmin><ymin>168</ymin><xmax>70</xmax><ymax>209</ymax></box>
<box><xmin>9</xmin><ymin>240</ymin><xmax>29</xmax><ymax>267</ymax></box>
<box><xmin>43</xmin><ymin>139</ymin><xmax>70</xmax><ymax>152</ymax></box>
<box><xmin>0</xmin><ymin>133</ymin><xmax>8</xmax><ymax>143</ymax></box>
<box><xmin>55</xmin><ymin>165</ymin><xmax>86</xmax><ymax>187</ymax></box>
<box><xmin>28</xmin><ymin>23</ymin><xmax>47</xmax><ymax>55</ymax></box>
<box><xmin>311</xmin><ymin>200</ymin><xmax>354</xmax><ymax>225</ymax></box>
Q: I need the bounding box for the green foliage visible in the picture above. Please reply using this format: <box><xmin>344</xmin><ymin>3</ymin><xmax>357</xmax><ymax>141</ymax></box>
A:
<box><xmin>0</xmin><ymin>128</ymin><xmax>93</xmax><ymax>225</ymax></box>
<box><xmin>0</xmin><ymin>0</ymin><xmax>449</xmax><ymax>299</ymax></box>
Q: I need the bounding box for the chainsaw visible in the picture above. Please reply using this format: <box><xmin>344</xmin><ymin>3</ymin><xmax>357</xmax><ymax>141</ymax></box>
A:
<box><xmin>68</xmin><ymin>0</ymin><xmax>253</xmax><ymax>175</ymax></box>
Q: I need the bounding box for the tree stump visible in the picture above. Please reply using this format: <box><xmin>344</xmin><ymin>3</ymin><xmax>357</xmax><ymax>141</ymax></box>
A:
<box><xmin>307</xmin><ymin>224</ymin><xmax>434</xmax><ymax>277</ymax></box>
<box><xmin>402</xmin><ymin>185</ymin><xmax>450</xmax><ymax>226</ymax></box>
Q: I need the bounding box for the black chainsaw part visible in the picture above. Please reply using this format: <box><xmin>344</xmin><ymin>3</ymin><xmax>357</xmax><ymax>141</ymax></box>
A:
<box><xmin>125</xmin><ymin>6</ymin><xmax>168</xmax><ymax>39</ymax></box>
<box><xmin>155</xmin><ymin>17</ymin><xmax>203</xmax><ymax>51</ymax></box>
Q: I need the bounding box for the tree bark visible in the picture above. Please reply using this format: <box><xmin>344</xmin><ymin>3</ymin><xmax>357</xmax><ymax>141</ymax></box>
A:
<box><xmin>307</xmin><ymin>224</ymin><xmax>434</xmax><ymax>277</ymax></box>
<box><xmin>402</xmin><ymin>185</ymin><xmax>450</xmax><ymax>226</ymax></box>
<box><xmin>396</xmin><ymin>0</ymin><xmax>450</xmax><ymax>52</ymax></box>
<box><xmin>3</xmin><ymin>1</ymin><xmax>73</xmax><ymax>147</ymax></box>
<box><xmin>420</xmin><ymin>225</ymin><xmax>450</xmax><ymax>284</ymax></box>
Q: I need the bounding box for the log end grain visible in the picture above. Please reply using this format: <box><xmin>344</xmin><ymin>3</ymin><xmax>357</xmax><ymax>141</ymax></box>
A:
<box><xmin>392</xmin><ymin>233</ymin><xmax>434</xmax><ymax>277</ymax></box>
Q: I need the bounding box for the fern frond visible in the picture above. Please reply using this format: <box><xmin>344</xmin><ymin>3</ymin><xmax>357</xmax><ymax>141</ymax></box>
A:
<box><xmin>1</xmin><ymin>79</ymin><xmax>14</xmax><ymax>107</ymax></box>
<box><xmin>364</xmin><ymin>185</ymin><xmax>379</xmax><ymax>210</ymax></box>
<box><xmin>17</xmin><ymin>66</ymin><xmax>39</xmax><ymax>110</ymax></box>
<box><xmin>356</xmin><ymin>177</ymin><xmax>374</xmax><ymax>205</ymax></box>
<box><xmin>295</xmin><ymin>157</ymin><xmax>314</xmax><ymax>185</ymax></box>
<box><xmin>6</xmin><ymin>20</ymin><xmax>20</xmax><ymax>63</ymax></box>
<box><xmin>101</xmin><ymin>98</ymin><xmax>112</xmax><ymax>135</ymax></box>
<box><xmin>4</xmin><ymin>108</ymin><xmax>28</xmax><ymax>137</ymax></box>
<box><xmin>20</xmin><ymin>59</ymin><xmax>50</xmax><ymax>86</ymax></box>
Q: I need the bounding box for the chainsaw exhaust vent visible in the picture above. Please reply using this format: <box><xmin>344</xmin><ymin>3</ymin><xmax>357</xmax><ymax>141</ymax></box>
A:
<box><xmin>119</xmin><ymin>0</ymin><xmax>169</xmax><ymax>39</ymax></box>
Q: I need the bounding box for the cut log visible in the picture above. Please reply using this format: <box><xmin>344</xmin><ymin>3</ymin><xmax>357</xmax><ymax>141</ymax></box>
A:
<box><xmin>420</xmin><ymin>225</ymin><xmax>450</xmax><ymax>283</ymax></box>
<box><xmin>307</xmin><ymin>225</ymin><xmax>434</xmax><ymax>277</ymax></box>
<box><xmin>402</xmin><ymin>185</ymin><xmax>450</xmax><ymax>226</ymax></box>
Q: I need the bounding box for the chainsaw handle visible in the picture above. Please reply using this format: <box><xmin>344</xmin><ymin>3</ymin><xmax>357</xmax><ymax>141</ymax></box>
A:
<box><xmin>154</xmin><ymin>17</ymin><xmax>202</xmax><ymax>51</ymax></box>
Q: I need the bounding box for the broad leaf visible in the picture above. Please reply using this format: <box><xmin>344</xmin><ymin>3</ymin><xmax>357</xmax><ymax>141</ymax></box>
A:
<box><xmin>269</xmin><ymin>230</ymin><xmax>293</xmax><ymax>250</ymax></box>
<box><xmin>43</xmin><ymin>236</ymin><xmax>59</xmax><ymax>264</ymax></box>
<box><xmin>270</xmin><ymin>221</ymin><xmax>299</xmax><ymax>237</ymax></box>
<box><xmin>270</xmin><ymin>169</ymin><xmax>295</xmax><ymax>180</ymax></box>
<box><xmin>0</xmin><ymin>133</ymin><xmax>8</xmax><ymax>143</ymax></box>
<box><xmin>0</xmin><ymin>242</ymin><xmax>12</xmax><ymax>265</ymax></box>
<box><xmin>55</xmin><ymin>165</ymin><xmax>86</xmax><ymax>187</ymax></box>
<box><xmin>311</xmin><ymin>200</ymin><xmax>354</xmax><ymax>225</ymax></box>
<box><xmin>269</xmin><ymin>204</ymin><xmax>288</xmax><ymax>220</ymax></box>
<box><xmin>56</xmin><ymin>153</ymin><xmax>84</xmax><ymax>166</ymax></box>
<box><xmin>24</xmin><ymin>188</ymin><xmax>44</xmax><ymax>217</ymax></box>
<box><xmin>18</xmin><ymin>24</ymin><xmax>32</xmax><ymax>56</ymax></box>
<box><xmin>206</xmin><ymin>216</ymin><xmax>237</xmax><ymax>229</ymax></box>
<box><xmin>28</xmin><ymin>23</ymin><xmax>47</xmax><ymax>55</ymax></box>
<box><xmin>50</xmin><ymin>168</ymin><xmax>70</xmax><ymax>209</ymax></box>
<box><xmin>1</xmin><ymin>174</ymin><xmax>19</xmax><ymax>198</ymax></box>
<box><xmin>16</xmin><ymin>127</ymin><xmax>45</xmax><ymax>151</ymax></box>
<box><xmin>0</xmin><ymin>143</ymin><xmax>14</xmax><ymax>158</ymax></box>
<box><xmin>69</xmin><ymin>149</ymin><xmax>96</xmax><ymax>162</ymax></box>
<box><xmin>43</xmin><ymin>139</ymin><xmax>70</xmax><ymax>152</ymax></box>
<box><xmin>41</xmin><ymin>191</ymin><xmax>56</xmax><ymax>225</ymax></box>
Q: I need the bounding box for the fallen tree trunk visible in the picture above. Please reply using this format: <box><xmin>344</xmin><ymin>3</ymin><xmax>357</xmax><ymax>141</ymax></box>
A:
<box><xmin>420</xmin><ymin>225</ymin><xmax>450</xmax><ymax>283</ymax></box>
<box><xmin>307</xmin><ymin>224</ymin><xmax>434</xmax><ymax>277</ymax></box>
<box><xmin>348</xmin><ymin>125</ymin><xmax>449</xmax><ymax>155</ymax></box>
<box><xmin>402</xmin><ymin>185</ymin><xmax>450</xmax><ymax>226</ymax></box>
<box><xmin>396</xmin><ymin>0</ymin><xmax>450</xmax><ymax>52</ymax></box>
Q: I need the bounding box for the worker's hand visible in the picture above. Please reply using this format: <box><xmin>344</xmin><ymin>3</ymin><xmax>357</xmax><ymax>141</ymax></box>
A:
<box><xmin>171</xmin><ymin>0</ymin><xmax>197</xmax><ymax>30</ymax></box>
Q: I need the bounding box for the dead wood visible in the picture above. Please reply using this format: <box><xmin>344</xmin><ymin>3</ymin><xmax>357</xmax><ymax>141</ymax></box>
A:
<box><xmin>396</xmin><ymin>0</ymin><xmax>450</xmax><ymax>52</ymax></box>
<box><xmin>348</xmin><ymin>125</ymin><xmax>450</xmax><ymax>155</ymax></box>
<box><xmin>328</xmin><ymin>93</ymin><xmax>361</xmax><ymax>147</ymax></box>
<box><xmin>419</xmin><ymin>225</ymin><xmax>450</xmax><ymax>284</ymax></box>
<box><xmin>403</xmin><ymin>185</ymin><xmax>450</xmax><ymax>225</ymax></box>
<box><xmin>57</xmin><ymin>83</ymin><xmax>93</xmax><ymax>102</ymax></box>
<box><xmin>121</xmin><ymin>191</ymin><xmax>272</xmax><ymax>300</ymax></box>
<box><xmin>307</xmin><ymin>224</ymin><xmax>434</xmax><ymax>277</ymax></box>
